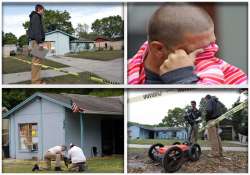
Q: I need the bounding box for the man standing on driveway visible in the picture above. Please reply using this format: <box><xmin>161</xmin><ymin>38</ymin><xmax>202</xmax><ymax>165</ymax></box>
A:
<box><xmin>205</xmin><ymin>95</ymin><xmax>223</xmax><ymax>158</ymax></box>
<box><xmin>28</xmin><ymin>4</ymin><xmax>45</xmax><ymax>84</ymax></box>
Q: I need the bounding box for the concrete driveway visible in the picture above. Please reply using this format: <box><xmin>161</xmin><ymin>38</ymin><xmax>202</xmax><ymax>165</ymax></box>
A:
<box><xmin>46</xmin><ymin>56</ymin><xmax>124</xmax><ymax>83</ymax></box>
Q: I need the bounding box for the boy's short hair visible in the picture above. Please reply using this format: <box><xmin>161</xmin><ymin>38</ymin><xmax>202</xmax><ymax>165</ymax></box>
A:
<box><xmin>205</xmin><ymin>94</ymin><xmax>211</xmax><ymax>99</ymax></box>
<box><xmin>191</xmin><ymin>100</ymin><xmax>196</xmax><ymax>104</ymax></box>
<box><xmin>148</xmin><ymin>3</ymin><xmax>214</xmax><ymax>49</ymax></box>
<box><xmin>35</xmin><ymin>4</ymin><xmax>44</xmax><ymax>12</ymax></box>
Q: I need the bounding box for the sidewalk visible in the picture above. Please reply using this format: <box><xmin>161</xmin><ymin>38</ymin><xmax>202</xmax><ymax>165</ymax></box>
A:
<box><xmin>227</xmin><ymin>141</ymin><xmax>248</xmax><ymax>146</ymax></box>
<box><xmin>128</xmin><ymin>144</ymin><xmax>248</xmax><ymax>152</ymax></box>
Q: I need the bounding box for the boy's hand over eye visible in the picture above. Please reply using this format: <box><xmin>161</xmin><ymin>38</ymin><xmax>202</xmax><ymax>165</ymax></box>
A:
<box><xmin>159</xmin><ymin>48</ymin><xmax>204</xmax><ymax>75</ymax></box>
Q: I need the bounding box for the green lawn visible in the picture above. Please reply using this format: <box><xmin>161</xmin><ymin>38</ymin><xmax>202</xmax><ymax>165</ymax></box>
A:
<box><xmin>3</xmin><ymin>56</ymin><xmax>69</xmax><ymax>74</ymax></box>
<box><xmin>15</xmin><ymin>72</ymin><xmax>109</xmax><ymax>84</ymax></box>
<box><xmin>128</xmin><ymin>147</ymin><xmax>150</xmax><ymax>154</ymax></box>
<box><xmin>66</xmin><ymin>50</ymin><xmax>123</xmax><ymax>61</ymax></box>
<box><xmin>3</xmin><ymin>155</ymin><xmax>123</xmax><ymax>173</ymax></box>
<box><xmin>128</xmin><ymin>139</ymin><xmax>246</xmax><ymax>147</ymax></box>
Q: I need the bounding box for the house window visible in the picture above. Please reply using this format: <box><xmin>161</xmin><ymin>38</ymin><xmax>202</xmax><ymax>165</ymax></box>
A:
<box><xmin>172</xmin><ymin>131</ymin><xmax>177</xmax><ymax>138</ymax></box>
<box><xmin>19</xmin><ymin>123</ymin><xmax>38</xmax><ymax>151</ymax></box>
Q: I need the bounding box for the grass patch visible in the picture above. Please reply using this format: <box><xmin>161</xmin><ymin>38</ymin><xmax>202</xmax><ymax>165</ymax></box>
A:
<box><xmin>66</xmin><ymin>50</ymin><xmax>123</xmax><ymax>61</ymax></box>
<box><xmin>128</xmin><ymin>147</ymin><xmax>148</xmax><ymax>154</ymax></box>
<box><xmin>3</xmin><ymin>155</ymin><xmax>123</xmax><ymax>173</ymax></box>
<box><xmin>128</xmin><ymin>139</ymin><xmax>247</xmax><ymax>147</ymax></box>
<box><xmin>16</xmin><ymin>72</ymin><xmax>109</xmax><ymax>84</ymax></box>
<box><xmin>3</xmin><ymin>56</ymin><xmax>69</xmax><ymax>74</ymax></box>
<box><xmin>87</xmin><ymin>155</ymin><xmax>123</xmax><ymax>173</ymax></box>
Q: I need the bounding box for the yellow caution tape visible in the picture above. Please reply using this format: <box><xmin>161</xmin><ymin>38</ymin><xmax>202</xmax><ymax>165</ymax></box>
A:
<box><xmin>89</xmin><ymin>73</ymin><xmax>120</xmax><ymax>84</ymax></box>
<box><xmin>90</xmin><ymin>76</ymin><xmax>105</xmax><ymax>83</ymax></box>
<box><xmin>199</xmin><ymin>101</ymin><xmax>247</xmax><ymax>132</ymax></box>
<box><xmin>10</xmin><ymin>56</ymin><xmax>120</xmax><ymax>84</ymax></box>
<box><xmin>10</xmin><ymin>56</ymin><xmax>80</xmax><ymax>76</ymax></box>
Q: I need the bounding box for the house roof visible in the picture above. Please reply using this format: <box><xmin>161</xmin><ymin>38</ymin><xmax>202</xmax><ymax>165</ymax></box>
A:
<box><xmin>71</xmin><ymin>39</ymin><xmax>94</xmax><ymax>43</ymax></box>
<box><xmin>3</xmin><ymin>44</ymin><xmax>17</xmax><ymax>47</ymax></box>
<box><xmin>45</xmin><ymin>29</ymin><xmax>76</xmax><ymax>39</ymax></box>
<box><xmin>94</xmin><ymin>36</ymin><xmax>123</xmax><ymax>42</ymax></box>
<box><xmin>94</xmin><ymin>37</ymin><xmax>110</xmax><ymax>42</ymax></box>
<box><xmin>131</xmin><ymin>124</ymin><xmax>186</xmax><ymax>131</ymax></box>
<box><xmin>3</xmin><ymin>92</ymin><xmax>123</xmax><ymax>118</ymax></box>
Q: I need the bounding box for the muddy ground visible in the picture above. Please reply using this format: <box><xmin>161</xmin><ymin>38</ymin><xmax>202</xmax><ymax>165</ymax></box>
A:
<box><xmin>128</xmin><ymin>148</ymin><xmax>248</xmax><ymax>173</ymax></box>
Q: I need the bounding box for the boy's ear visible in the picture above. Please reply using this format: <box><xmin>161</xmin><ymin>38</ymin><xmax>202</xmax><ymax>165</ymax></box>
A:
<box><xmin>148</xmin><ymin>41</ymin><xmax>166</xmax><ymax>60</ymax></box>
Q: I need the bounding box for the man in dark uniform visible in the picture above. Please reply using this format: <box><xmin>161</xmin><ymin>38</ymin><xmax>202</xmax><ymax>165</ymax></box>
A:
<box><xmin>205</xmin><ymin>95</ymin><xmax>223</xmax><ymax>157</ymax></box>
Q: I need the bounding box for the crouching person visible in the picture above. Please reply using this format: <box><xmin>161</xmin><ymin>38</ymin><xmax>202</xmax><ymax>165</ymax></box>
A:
<box><xmin>44</xmin><ymin>145</ymin><xmax>67</xmax><ymax>171</ymax></box>
<box><xmin>68</xmin><ymin>143</ymin><xmax>87</xmax><ymax>172</ymax></box>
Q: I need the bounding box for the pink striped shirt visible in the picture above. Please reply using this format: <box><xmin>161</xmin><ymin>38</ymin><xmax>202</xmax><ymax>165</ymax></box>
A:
<box><xmin>128</xmin><ymin>42</ymin><xmax>247</xmax><ymax>85</ymax></box>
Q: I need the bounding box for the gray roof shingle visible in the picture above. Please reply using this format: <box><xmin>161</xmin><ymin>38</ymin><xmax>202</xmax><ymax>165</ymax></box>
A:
<box><xmin>3</xmin><ymin>92</ymin><xmax>123</xmax><ymax>118</ymax></box>
<box><xmin>41</xmin><ymin>93</ymin><xmax>123</xmax><ymax>114</ymax></box>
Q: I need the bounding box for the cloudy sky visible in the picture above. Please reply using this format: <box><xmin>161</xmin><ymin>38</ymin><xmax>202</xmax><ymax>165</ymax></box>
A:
<box><xmin>128</xmin><ymin>89</ymin><xmax>242</xmax><ymax>125</ymax></box>
<box><xmin>3</xmin><ymin>3</ymin><xmax>123</xmax><ymax>37</ymax></box>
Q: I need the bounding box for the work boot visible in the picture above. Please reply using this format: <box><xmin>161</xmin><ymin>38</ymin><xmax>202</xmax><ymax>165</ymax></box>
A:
<box><xmin>32</xmin><ymin>164</ymin><xmax>40</xmax><ymax>171</ymax></box>
<box><xmin>54</xmin><ymin>167</ymin><xmax>62</xmax><ymax>171</ymax></box>
<box><xmin>78</xmin><ymin>164</ymin><xmax>85</xmax><ymax>172</ymax></box>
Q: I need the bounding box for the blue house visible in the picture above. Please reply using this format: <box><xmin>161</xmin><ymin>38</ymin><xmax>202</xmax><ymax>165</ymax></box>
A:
<box><xmin>43</xmin><ymin>29</ymin><xmax>95</xmax><ymax>56</ymax></box>
<box><xmin>70</xmin><ymin>40</ymin><xmax>95</xmax><ymax>53</ymax></box>
<box><xmin>128</xmin><ymin>124</ymin><xmax>187</xmax><ymax>140</ymax></box>
<box><xmin>3</xmin><ymin>93</ymin><xmax>123</xmax><ymax>160</ymax></box>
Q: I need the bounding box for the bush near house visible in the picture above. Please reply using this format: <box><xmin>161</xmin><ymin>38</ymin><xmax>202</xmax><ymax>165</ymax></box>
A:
<box><xmin>66</xmin><ymin>50</ymin><xmax>123</xmax><ymax>61</ymax></box>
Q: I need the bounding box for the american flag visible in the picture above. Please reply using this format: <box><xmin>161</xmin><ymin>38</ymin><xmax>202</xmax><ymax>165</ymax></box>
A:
<box><xmin>71</xmin><ymin>100</ymin><xmax>85</xmax><ymax>113</ymax></box>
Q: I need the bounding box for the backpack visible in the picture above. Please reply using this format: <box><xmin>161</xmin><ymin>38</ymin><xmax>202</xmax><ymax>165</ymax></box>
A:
<box><xmin>212</xmin><ymin>97</ymin><xmax>226</xmax><ymax>117</ymax></box>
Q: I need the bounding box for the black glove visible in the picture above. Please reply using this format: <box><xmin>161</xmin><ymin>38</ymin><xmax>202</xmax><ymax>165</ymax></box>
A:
<box><xmin>32</xmin><ymin>164</ymin><xmax>40</xmax><ymax>171</ymax></box>
<box><xmin>63</xmin><ymin>156</ymin><xmax>69</xmax><ymax>168</ymax></box>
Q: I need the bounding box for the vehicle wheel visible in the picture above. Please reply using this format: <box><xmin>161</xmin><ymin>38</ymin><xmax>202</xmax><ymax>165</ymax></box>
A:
<box><xmin>189</xmin><ymin>144</ymin><xmax>201</xmax><ymax>161</ymax></box>
<box><xmin>148</xmin><ymin>143</ymin><xmax>164</xmax><ymax>161</ymax></box>
<box><xmin>172</xmin><ymin>142</ymin><xmax>181</xmax><ymax>145</ymax></box>
<box><xmin>162</xmin><ymin>146</ymin><xmax>183</xmax><ymax>173</ymax></box>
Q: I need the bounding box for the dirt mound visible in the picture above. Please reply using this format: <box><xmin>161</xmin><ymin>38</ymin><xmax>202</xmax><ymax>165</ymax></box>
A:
<box><xmin>128</xmin><ymin>149</ymin><xmax>248</xmax><ymax>173</ymax></box>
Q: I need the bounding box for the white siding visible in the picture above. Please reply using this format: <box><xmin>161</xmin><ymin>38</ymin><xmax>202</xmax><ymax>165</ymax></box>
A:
<box><xmin>45</xmin><ymin>32</ymin><xmax>70</xmax><ymax>55</ymax></box>
<box><xmin>83</xmin><ymin>116</ymin><xmax>102</xmax><ymax>158</ymax></box>
<box><xmin>3</xmin><ymin>45</ymin><xmax>17</xmax><ymax>57</ymax></box>
<box><xmin>41</xmin><ymin>99</ymin><xmax>65</xmax><ymax>157</ymax></box>
<box><xmin>139</xmin><ymin>128</ymin><xmax>150</xmax><ymax>139</ymax></box>
<box><xmin>64</xmin><ymin>111</ymin><xmax>102</xmax><ymax>158</ymax></box>
<box><xmin>64</xmin><ymin>110</ymin><xmax>81</xmax><ymax>151</ymax></box>
<box><xmin>128</xmin><ymin>126</ymin><xmax>140</xmax><ymax>139</ymax></box>
<box><xmin>9</xmin><ymin>98</ymin><xmax>65</xmax><ymax>160</ymax></box>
